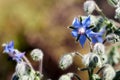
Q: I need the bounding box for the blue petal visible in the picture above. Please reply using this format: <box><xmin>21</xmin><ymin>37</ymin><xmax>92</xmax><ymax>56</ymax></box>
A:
<box><xmin>82</xmin><ymin>16</ymin><xmax>91</xmax><ymax>28</ymax></box>
<box><xmin>8</xmin><ymin>41</ymin><xmax>14</xmax><ymax>49</ymax></box>
<box><xmin>14</xmin><ymin>52</ymin><xmax>25</xmax><ymax>62</ymax></box>
<box><xmin>99</xmin><ymin>28</ymin><xmax>105</xmax><ymax>36</ymax></box>
<box><xmin>91</xmin><ymin>36</ymin><xmax>103</xmax><ymax>44</ymax></box>
<box><xmin>79</xmin><ymin>35</ymin><xmax>86</xmax><ymax>47</ymax></box>
<box><xmin>87</xmin><ymin>31</ymin><xmax>95</xmax><ymax>37</ymax></box>
<box><xmin>4</xmin><ymin>41</ymin><xmax>14</xmax><ymax>53</ymax></box>
<box><xmin>86</xmin><ymin>30</ymin><xmax>92</xmax><ymax>35</ymax></box>
<box><xmin>72</xmin><ymin>17</ymin><xmax>81</xmax><ymax>28</ymax></box>
<box><xmin>89</xmin><ymin>32</ymin><xmax>103</xmax><ymax>44</ymax></box>
<box><xmin>71</xmin><ymin>30</ymin><xmax>78</xmax><ymax>37</ymax></box>
<box><xmin>91</xmin><ymin>37</ymin><xmax>98</xmax><ymax>44</ymax></box>
<box><xmin>97</xmin><ymin>37</ymin><xmax>103</xmax><ymax>43</ymax></box>
<box><xmin>15</xmin><ymin>52</ymin><xmax>25</xmax><ymax>58</ymax></box>
<box><xmin>4</xmin><ymin>47</ymin><xmax>9</xmax><ymax>53</ymax></box>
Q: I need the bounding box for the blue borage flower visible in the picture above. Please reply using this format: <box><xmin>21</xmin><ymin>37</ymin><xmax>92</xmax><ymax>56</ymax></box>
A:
<box><xmin>69</xmin><ymin>16</ymin><xmax>105</xmax><ymax>47</ymax></box>
<box><xmin>69</xmin><ymin>16</ymin><xmax>92</xmax><ymax>47</ymax></box>
<box><xmin>3</xmin><ymin>41</ymin><xmax>25</xmax><ymax>62</ymax></box>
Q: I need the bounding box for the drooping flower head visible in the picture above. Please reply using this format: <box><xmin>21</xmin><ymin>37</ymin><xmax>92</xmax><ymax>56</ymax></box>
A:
<box><xmin>70</xmin><ymin>16</ymin><xmax>92</xmax><ymax>47</ymax></box>
<box><xmin>2</xmin><ymin>41</ymin><xmax>25</xmax><ymax>62</ymax></box>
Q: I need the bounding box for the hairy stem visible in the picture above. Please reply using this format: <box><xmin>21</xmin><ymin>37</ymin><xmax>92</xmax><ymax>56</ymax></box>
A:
<box><xmin>75</xmin><ymin>52</ymin><xmax>83</xmax><ymax>58</ymax></box>
<box><xmin>88</xmin><ymin>68</ymin><xmax>94</xmax><ymax>80</ymax></box>
<box><xmin>78</xmin><ymin>67</ymin><xmax>88</xmax><ymax>71</ymax></box>
<box><xmin>39</xmin><ymin>58</ymin><xmax>43</xmax><ymax>74</ymax></box>
<box><xmin>23</xmin><ymin>56</ymin><xmax>33</xmax><ymax>69</ymax></box>
<box><xmin>95</xmin><ymin>3</ymin><xmax>107</xmax><ymax>20</ymax></box>
<box><xmin>96</xmin><ymin>67</ymin><xmax>104</xmax><ymax>74</ymax></box>
<box><xmin>89</xmin><ymin>42</ymin><xmax>93</xmax><ymax>52</ymax></box>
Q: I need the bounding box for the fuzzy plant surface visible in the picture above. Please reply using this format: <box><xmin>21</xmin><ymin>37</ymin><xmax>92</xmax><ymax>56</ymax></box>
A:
<box><xmin>2</xmin><ymin>41</ymin><xmax>44</xmax><ymax>80</ymax></box>
<box><xmin>59</xmin><ymin>0</ymin><xmax>120</xmax><ymax>80</ymax></box>
<box><xmin>2</xmin><ymin>0</ymin><xmax>120</xmax><ymax>80</ymax></box>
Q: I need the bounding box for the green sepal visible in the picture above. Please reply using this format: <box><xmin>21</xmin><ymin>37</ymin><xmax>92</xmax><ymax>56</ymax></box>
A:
<box><xmin>114</xmin><ymin>28</ymin><xmax>120</xmax><ymax>36</ymax></box>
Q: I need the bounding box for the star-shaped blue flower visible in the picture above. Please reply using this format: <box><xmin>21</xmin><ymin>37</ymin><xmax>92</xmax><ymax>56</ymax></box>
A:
<box><xmin>88</xmin><ymin>28</ymin><xmax>105</xmax><ymax>44</ymax></box>
<box><xmin>3</xmin><ymin>41</ymin><xmax>25</xmax><ymax>62</ymax></box>
<box><xmin>70</xmin><ymin>16</ymin><xmax>91</xmax><ymax>47</ymax></box>
<box><xmin>3</xmin><ymin>41</ymin><xmax>14</xmax><ymax>53</ymax></box>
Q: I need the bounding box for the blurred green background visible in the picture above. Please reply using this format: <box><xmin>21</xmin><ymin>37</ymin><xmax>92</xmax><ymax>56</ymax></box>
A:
<box><xmin>0</xmin><ymin>0</ymin><xmax>116</xmax><ymax>80</ymax></box>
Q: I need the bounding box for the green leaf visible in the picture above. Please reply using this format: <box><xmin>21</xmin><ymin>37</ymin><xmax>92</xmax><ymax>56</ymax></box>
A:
<box><xmin>106</xmin><ymin>22</ymin><xmax>114</xmax><ymax>35</ymax></box>
<box><xmin>114</xmin><ymin>28</ymin><xmax>120</xmax><ymax>36</ymax></box>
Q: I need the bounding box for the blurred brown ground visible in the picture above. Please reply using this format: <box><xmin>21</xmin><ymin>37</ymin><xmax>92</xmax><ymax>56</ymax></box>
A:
<box><xmin>0</xmin><ymin>0</ymin><xmax>117</xmax><ymax>80</ymax></box>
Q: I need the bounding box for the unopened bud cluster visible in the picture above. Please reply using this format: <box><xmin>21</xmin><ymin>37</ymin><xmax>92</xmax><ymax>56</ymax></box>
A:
<box><xmin>84</xmin><ymin>0</ymin><xmax>96</xmax><ymax>14</ymax></box>
<box><xmin>82</xmin><ymin>53</ymin><xmax>102</xmax><ymax>68</ymax></box>
<box><xmin>30</xmin><ymin>49</ymin><xmax>44</xmax><ymax>61</ymax></box>
<box><xmin>106</xmin><ymin>33</ymin><xmax>120</xmax><ymax>43</ymax></box>
<box><xmin>107</xmin><ymin>0</ymin><xmax>120</xmax><ymax>19</ymax></box>
<box><xmin>102</xmin><ymin>64</ymin><xmax>116</xmax><ymax>80</ymax></box>
<box><xmin>58</xmin><ymin>73</ymin><xmax>74</xmax><ymax>80</ymax></box>
<box><xmin>12</xmin><ymin>61</ymin><xmax>42</xmax><ymax>80</ymax></box>
<box><xmin>59</xmin><ymin>52</ymin><xmax>75</xmax><ymax>70</ymax></box>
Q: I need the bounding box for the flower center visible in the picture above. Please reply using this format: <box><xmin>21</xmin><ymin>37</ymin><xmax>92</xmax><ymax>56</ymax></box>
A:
<box><xmin>78</xmin><ymin>27</ymin><xmax>85</xmax><ymax>34</ymax></box>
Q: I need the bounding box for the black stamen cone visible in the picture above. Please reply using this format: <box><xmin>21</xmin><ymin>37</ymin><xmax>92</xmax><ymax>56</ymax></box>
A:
<box><xmin>76</xmin><ymin>34</ymin><xmax>80</xmax><ymax>42</ymax></box>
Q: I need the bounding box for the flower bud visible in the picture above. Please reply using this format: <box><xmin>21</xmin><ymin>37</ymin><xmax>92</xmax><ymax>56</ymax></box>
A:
<box><xmin>59</xmin><ymin>53</ymin><xmax>75</xmax><ymax>70</ymax></box>
<box><xmin>82</xmin><ymin>53</ymin><xmax>102</xmax><ymax>68</ymax></box>
<box><xmin>93</xmin><ymin>43</ymin><xmax>105</xmax><ymax>55</ymax></box>
<box><xmin>108</xmin><ymin>47</ymin><xmax>120</xmax><ymax>65</ymax></box>
<box><xmin>107</xmin><ymin>0</ymin><xmax>119</xmax><ymax>7</ymax></box>
<box><xmin>84</xmin><ymin>0</ymin><xmax>96</xmax><ymax>14</ymax></box>
<box><xmin>59</xmin><ymin>75</ymin><xmax>71</xmax><ymax>80</ymax></box>
<box><xmin>18</xmin><ymin>69</ymin><xmax>41</xmax><ymax>80</ymax></box>
<box><xmin>100</xmin><ymin>54</ymin><xmax>108</xmax><ymax>65</ymax></box>
<box><xmin>106</xmin><ymin>33</ymin><xmax>120</xmax><ymax>43</ymax></box>
<box><xmin>92</xmin><ymin>74</ymin><xmax>100</xmax><ymax>80</ymax></box>
<box><xmin>102</xmin><ymin>64</ymin><xmax>116</xmax><ymax>80</ymax></box>
<box><xmin>35</xmin><ymin>71</ymin><xmax>43</xmax><ymax>79</ymax></box>
<box><xmin>59</xmin><ymin>73</ymin><xmax>74</xmax><ymax>80</ymax></box>
<box><xmin>115</xmin><ymin>7</ymin><xmax>120</xmax><ymax>19</ymax></box>
<box><xmin>113</xmin><ymin>47</ymin><xmax>120</xmax><ymax>64</ymax></box>
<box><xmin>19</xmin><ymin>75</ymin><xmax>33</xmax><ymax>80</ymax></box>
<box><xmin>15</xmin><ymin>62</ymin><xmax>30</xmax><ymax>76</ymax></box>
<box><xmin>30</xmin><ymin>49</ymin><xmax>44</xmax><ymax>61</ymax></box>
